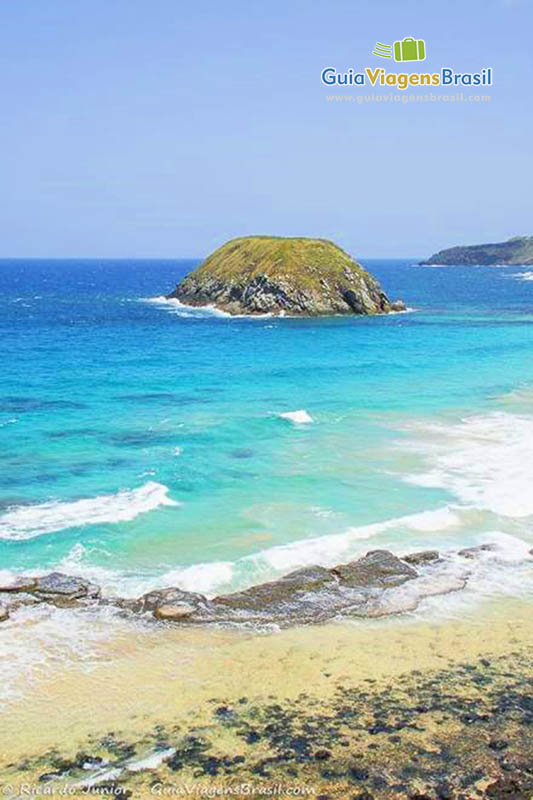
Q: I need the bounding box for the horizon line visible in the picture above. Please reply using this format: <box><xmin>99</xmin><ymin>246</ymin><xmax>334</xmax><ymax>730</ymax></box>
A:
<box><xmin>0</xmin><ymin>254</ymin><xmax>424</xmax><ymax>261</ymax></box>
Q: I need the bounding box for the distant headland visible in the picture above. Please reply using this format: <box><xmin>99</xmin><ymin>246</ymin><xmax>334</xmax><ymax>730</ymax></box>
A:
<box><xmin>421</xmin><ymin>236</ymin><xmax>533</xmax><ymax>266</ymax></box>
<box><xmin>165</xmin><ymin>235</ymin><xmax>405</xmax><ymax>316</ymax></box>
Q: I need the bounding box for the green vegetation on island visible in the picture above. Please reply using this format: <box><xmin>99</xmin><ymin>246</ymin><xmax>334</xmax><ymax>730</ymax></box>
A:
<box><xmin>421</xmin><ymin>235</ymin><xmax>533</xmax><ymax>266</ymax></box>
<box><xmin>166</xmin><ymin>235</ymin><xmax>405</xmax><ymax>316</ymax></box>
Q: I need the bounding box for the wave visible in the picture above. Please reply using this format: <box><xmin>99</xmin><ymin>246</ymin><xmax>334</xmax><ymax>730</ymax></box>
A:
<box><xmin>143</xmin><ymin>296</ymin><xmax>272</xmax><ymax>320</ymax></box>
<box><xmin>0</xmin><ymin>481</ymin><xmax>178</xmax><ymax>541</ymax></box>
<box><xmin>143</xmin><ymin>295</ymin><xmax>233</xmax><ymax>318</ymax></box>
<box><xmin>0</xmin><ymin>417</ymin><xmax>18</xmax><ymax>429</ymax></box>
<box><xmin>7</xmin><ymin>517</ymin><xmax>531</xmax><ymax>616</ymax></box>
<box><xmin>2</xmin><ymin>530</ymin><xmax>529</xmax><ymax>710</ymax></box>
<box><xmin>44</xmin><ymin>506</ymin><xmax>462</xmax><ymax>599</ymax></box>
<box><xmin>399</xmin><ymin>411</ymin><xmax>533</xmax><ymax>517</ymax></box>
<box><xmin>0</xmin><ymin>598</ymin><xmax>129</xmax><ymax>706</ymax></box>
<box><xmin>278</xmin><ymin>409</ymin><xmax>313</xmax><ymax>424</ymax></box>
<box><xmin>511</xmin><ymin>271</ymin><xmax>533</xmax><ymax>282</ymax></box>
<box><xmin>388</xmin><ymin>306</ymin><xmax>417</xmax><ymax>315</ymax></box>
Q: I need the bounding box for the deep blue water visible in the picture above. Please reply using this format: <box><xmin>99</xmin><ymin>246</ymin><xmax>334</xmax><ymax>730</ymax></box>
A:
<box><xmin>2</xmin><ymin>258</ymin><xmax>533</xmax><ymax>597</ymax></box>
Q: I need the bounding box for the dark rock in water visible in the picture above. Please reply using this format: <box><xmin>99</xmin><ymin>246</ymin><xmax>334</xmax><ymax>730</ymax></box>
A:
<box><xmin>332</xmin><ymin>550</ymin><xmax>417</xmax><ymax>588</ymax></box>
<box><xmin>488</xmin><ymin>739</ymin><xmax>509</xmax><ymax>751</ymax></box>
<box><xmin>486</xmin><ymin>774</ymin><xmax>533</xmax><ymax>797</ymax></box>
<box><xmin>5</xmin><ymin>543</ymin><xmax>500</xmax><ymax>628</ymax></box>
<box><xmin>111</xmin><ymin>544</ymin><xmax>493</xmax><ymax>626</ymax></box>
<box><xmin>350</xmin><ymin>765</ymin><xmax>370</xmax><ymax>780</ymax></box>
<box><xmin>435</xmin><ymin>782</ymin><xmax>454</xmax><ymax>800</ymax></box>
<box><xmin>207</xmin><ymin>565</ymin><xmax>341</xmax><ymax>624</ymax></box>
<box><xmin>458</xmin><ymin>544</ymin><xmax>496</xmax><ymax>559</ymax></box>
<box><xmin>34</xmin><ymin>573</ymin><xmax>100</xmax><ymax>605</ymax></box>
<box><xmin>196</xmin><ymin>552</ymin><xmax>418</xmax><ymax>625</ymax></box>
<box><xmin>214</xmin><ymin>565</ymin><xmax>336</xmax><ymax>610</ymax></box>
<box><xmin>165</xmin><ymin>236</ymin><xmax>404</xmax><ymax>317</ymax></box>
<box><xmin>403</xmin><ymin>550</ymin><xmax>440</xmax><ymax>566</ymax></box>
<box><xmin>390</xmin><ymin>300</ymin><xmax>407</xmax><ymax>312</ymax></box>
<box><xmin>153</xmin><ymin>603</ymin><xmax>196</xmax><ymax>621</ymax></box>
<box><xmin>0</xmin><ymin>604</ymin><xmax>9</xmax><ymax>622</ymax></box>
<box><xmin>230</xmin><ymin>448</ymin><xmax>254</xmax><ymax>459</ymax></box>
<box><xmin>127</xmin><ymin>587</ymin><xmax>209</xmax><ymax>618</ymax></box>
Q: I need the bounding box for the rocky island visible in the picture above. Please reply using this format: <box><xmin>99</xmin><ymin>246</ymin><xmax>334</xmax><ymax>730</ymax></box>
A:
<box><xmin>166</xmin><ymin>235</ymin><xmax>405</xmax><ymax>316</ymax></box>
<box><xmin>421</xmin><ymin>235</ymin><xmax>533</xmax><ymax>266</ymax></box>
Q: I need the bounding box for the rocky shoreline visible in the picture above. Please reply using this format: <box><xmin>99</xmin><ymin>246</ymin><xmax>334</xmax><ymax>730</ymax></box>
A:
<box><xmin>0</xmin><ymin>545</ymin><xmax>506</xmax><ymax>628</ymax></box>
<box><xmin>165</xmin><ymin>236</ymin><xmax>405</xmax><ymax>316</ymax></box>
<box><xmin>420</xmin><ymin>235</ymin><xmax>533</xmax><ymax>266</ymax></box>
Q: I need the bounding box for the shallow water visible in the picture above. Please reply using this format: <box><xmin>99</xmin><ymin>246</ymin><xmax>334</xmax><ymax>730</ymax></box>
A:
<box><xmin>2</xmin><ymin>255</ymin><xmax>533</xmax><ymax>781</ymax></box>
<box><xmin>1</xmin><ymin>259</ymin><xmax>533</xmax><ymax>664</ymax></box>
<box><xmin>2</xmin><ymin>595</ymin><xmax>532</xmax><ymax>770</ymax></box>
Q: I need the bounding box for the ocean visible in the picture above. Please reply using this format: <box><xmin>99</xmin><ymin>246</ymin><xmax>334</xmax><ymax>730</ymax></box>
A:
<box><xmin>1</xmin><ymin>256</ymin><xmax>533</xmax><ymax>611</ymax></box>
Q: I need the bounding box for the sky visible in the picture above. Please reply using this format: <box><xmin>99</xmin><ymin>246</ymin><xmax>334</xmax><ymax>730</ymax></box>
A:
<box><xmin>0</xmin><ymin>0</ymin><xmax>532</xmax><ymax>258</ymax></box>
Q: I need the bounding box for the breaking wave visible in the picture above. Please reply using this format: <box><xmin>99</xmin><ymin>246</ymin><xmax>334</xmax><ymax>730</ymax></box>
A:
<box><xmin>0</xmin><ymin>481</ymin><xmax>178</xmax><ymax>540</ymax></box>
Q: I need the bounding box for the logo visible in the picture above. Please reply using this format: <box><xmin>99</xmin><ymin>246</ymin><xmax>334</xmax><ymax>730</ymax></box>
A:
<box><xmin>321</xmin><ymin>36</ymin><xmax>493</xmax><ymax>91</ymax></box>
<box><xmin>373</xmin><ymin>37</ymin><xmax>426</xmax><ymax>62</ymax></box>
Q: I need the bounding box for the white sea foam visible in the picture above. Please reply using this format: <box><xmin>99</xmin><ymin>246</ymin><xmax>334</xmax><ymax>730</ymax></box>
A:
<box><xmin>143</xmin><ymin>296</ymin><xmax>272</xmax><ymax>320</ymax></box>
<box><xmin>243</xmin><ymin>506</ymin><xmax>462</xmax><ymax>577</ymax></box>
<box><xmin>400</xmin><ymin>411</ymin><xmax>533</xmax><ymax>517</ymax></box>
<box><xmin>0</xmin><ymin>602</ymin><xmax>130</xmax><ymax>707</ymax></box>
<box><xmin>56</xmin><ymin>516</ymin><xmax>533</xmax><ymax>610</ymax></box>
<box><xmin>149</xmin><ymin>561</ymin><xmax>235</xmax><ymax>596</ymax></box>
<box><xmin>511</xmin><ymin>271</ymin><xmax>533</xmax><ymax>282</ymax></box>
<box><xmin>47</xmin><ymin>543</ymin><xmax>236</xmax><ymax>599</ymax></box>
<box><xmin>278</xmin><ymin>409</ymin><xmax>313</xmax><ymax>424</ymax></box>
<box><xmin>0</xmin><ymin>481</ymin><xmax>178</xmax><ymax>540</ymax></box>
<box><xmin>144</xmin><ymin>295</ymin><xmax>234</xmax><ymax>318</ymax></box>
<box><xmin>388</xmin><ymin>306</ymin><xmax>416</xmax><ymax>315</ymax></box>
<box><xmin>37</xmin><ymin>506</ymin><xmax>461</xmax><ymax>600</ymax></box>
<box><xmin>0</xmin><ymin>417</ymin><xmax>18</xmax><ymax>428</ymax></box>
<box><xmin>1</xmin><ymin>528</ymin><xmax>530</xmax><ymax>705</ymax></box>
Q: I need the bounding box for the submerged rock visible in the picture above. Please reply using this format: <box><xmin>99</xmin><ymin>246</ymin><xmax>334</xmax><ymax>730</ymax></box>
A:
<box><xmin>165</xmin><ymin>236</ymin><xmax>404</xmax><ymax>317</ymax></box>
<box><xmin>403</xmin><ymin>550</ymin><xmax>440</xmax><ymax>566</ymax></box>
<box><xmin>458</xmin><ymin>544</ymin><xmax>497</xmax><ymax>559</ymax></box>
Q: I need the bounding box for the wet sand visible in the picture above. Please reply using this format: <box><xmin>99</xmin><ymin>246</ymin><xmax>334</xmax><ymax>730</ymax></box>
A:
<box><xmin>1</xmin><ymin>597</ymin><xmax>532</xmax><ymax>798</ymax></box>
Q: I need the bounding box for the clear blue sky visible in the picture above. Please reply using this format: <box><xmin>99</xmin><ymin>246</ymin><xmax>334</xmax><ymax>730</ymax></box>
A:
<box><xmin>1</xmin><ymin>0</ymin><xmax>531</xmax><ymax>258</ymax></box>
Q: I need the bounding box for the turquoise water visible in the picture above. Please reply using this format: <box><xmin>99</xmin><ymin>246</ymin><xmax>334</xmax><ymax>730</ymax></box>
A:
<box><xmin>2</xmin><ymin>258</ymin><xmax>533</xmax><ymax>599</ymax></box>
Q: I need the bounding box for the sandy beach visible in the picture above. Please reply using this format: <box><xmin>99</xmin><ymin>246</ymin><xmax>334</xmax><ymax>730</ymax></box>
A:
<box><xmin>1</xmin><ymin>596</ymin><xmax>532</xmax><ymax>798</ymax></box>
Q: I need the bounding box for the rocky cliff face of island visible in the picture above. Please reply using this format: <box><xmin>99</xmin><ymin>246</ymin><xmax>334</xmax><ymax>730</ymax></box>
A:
<box><xmin>166</xmin><ymin>236</ymin><xmax>405</xmax><ymax>316</ymax></box>
<box><xmin>421</xmin><ymin>236</ymin><xmax>533</xmax><ymax>266</ymax></box>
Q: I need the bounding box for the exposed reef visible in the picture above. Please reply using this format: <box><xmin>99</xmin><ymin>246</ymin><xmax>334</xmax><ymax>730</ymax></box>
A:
<box><xmin>0</xmin><ymin>545</ymin><xmax>505</xmax><ymax>627</ymax></box>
